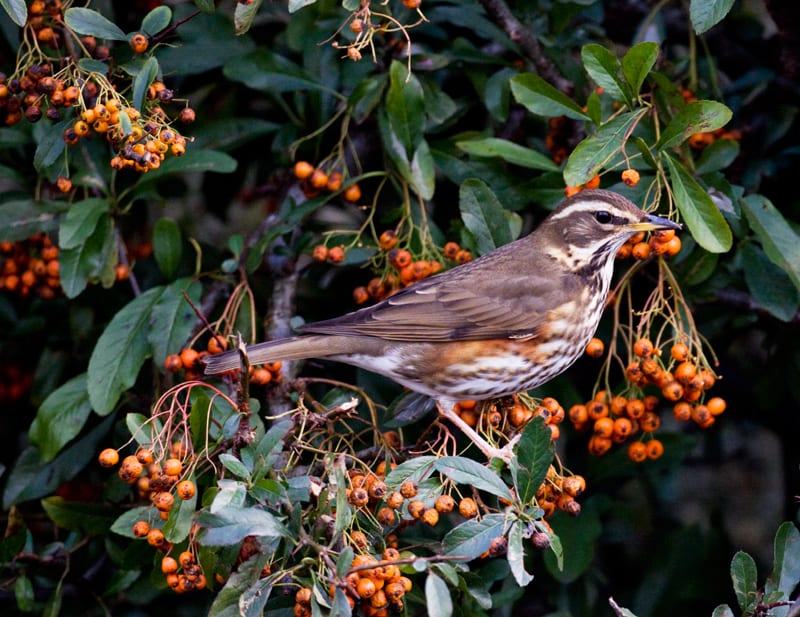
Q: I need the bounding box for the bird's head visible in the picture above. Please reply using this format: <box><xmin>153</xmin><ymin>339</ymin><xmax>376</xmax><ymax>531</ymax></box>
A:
<box><xmin>541</xmin><ymin>189</ymin><xmax>681</xmax><ymax>270</ymax></box>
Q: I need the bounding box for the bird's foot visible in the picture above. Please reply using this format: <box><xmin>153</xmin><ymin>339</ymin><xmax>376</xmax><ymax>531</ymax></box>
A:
<box><xmin>436</xmin><ymin>401</ymin><xmax>518</xmax><ymax>464</ymax></box>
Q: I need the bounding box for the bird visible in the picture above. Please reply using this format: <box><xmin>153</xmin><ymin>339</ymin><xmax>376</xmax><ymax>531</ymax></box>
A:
<box><xmin>204</xmin><ymin>189</ymin><xmax>681</xmax><ymax>461</ymax></box>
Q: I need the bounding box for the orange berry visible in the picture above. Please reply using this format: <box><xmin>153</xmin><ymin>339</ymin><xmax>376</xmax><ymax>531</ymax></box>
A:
<box><xmin>207</xmin><ymin>336</ymin><xmax>228</xmax><ymax>354</ymax></box>
<box><xmin>593</xmin><ymin>416</ymin><xmax>614</xmax><ymax>438</ymax></box>
<box><xmin>353</xmin><ymin>286</ymin><xmax>369</xmax><ymax>305</ymax></box>
<box><xmin>633</xmin><ymin>338</ymin><xmax>655</xmax><ymax>358</ymax></box>
<box><xmin>147</xmin><ymin>527</ymin><xmax>166</xmax><ymax>547</ymax></box>
<box><xmin>627</xmin><ymin>441</ymin><xmax>647</xmax><ymax>463</ymax></box>
<box><xmin>379</xmin><ymin>229</ymin><xmax>398</xmax><ymax>251</ymax></box>
<box><xmin>443</xmin><ymin>241</ymin><xmax>460</xmax><ymax>259</ymax></box>
<box><xmin>646</xmin><ymin>439</ymin><xmax>664</xmax><ymax>459</ymax></box>
<box><xmin>165</xmin><ymin>353</ymin><xmax>183</xmax><ymax>373</ymax></box>
<box><xmin>56</xmin><ymin>177</ymin><xmax>72</xmax><ymax>193</ymax></box>
<box><xmin>434</xmin><ymin>494</ymin><xmax>455</xmax><ymax>513</ymax></box>
<box><xmin>132</xmin><ymin>520</ymin><xmax>150</xmax><ymax>537</ymax></box>
<box><xmin>327</xmin><ymin>246</ymin><xmax>345</xmax><ymax>263</ymax></box>
<box><xmin>343</xmin><ymin>183</ymin><xmax>362</xmax><ymax>202</ymax></box>
<box><xmin>153</xmin><ymin>491</ymin><xmax>175</xmax><ymax>512</ymax></box>
<box><xmin>588</xmin><ymin>435</ymin><xmax>612</xmax><ymax>456</ymax></box>
<box><xmin>625</xmin><ymin>398</ymin><xmax>645</xmax><ymax>419</ymax></box>
<box><xmin>98</xmin><ymin>448</ymin><xmax>119</xmax><ymax>467</ymax></box>
<box><xmin>670</xmin><ymin>343</ymin><xmax>690</xmax><ymax>362</ymax></box>
<box><xmin>564</xmin><ymin>185</ymin><xmax>582</xmax><ymax>197</ymax></box>
<box><xmin>389</xmin><ymin>249</ymin><xmax>412</xmax><ymax>269</ymax></box>
<box><xmin>562</xmin><ymin>475</ymin><xmax>586</xmax><ymax>497</ymax></box>
<box><xmin>458</xmin><ymin>497</ymin><xmax>478</xmax><ymax>518</ymax></box>
<box><xmin>130</xmin><ymin>33</ymin><xmax>148</xmax><ymax>53</ymax></box>
<box><xmin>585</xmin><ymin>337</ymin><xmax>604</xmax><ymax>358</ymax></box>
<box><xmin>664</xmin><ymin>235</ymin><xmax>682</xmax><ymax>256</ymax></box>
<box><xmin>421</xmin><ymin>508</ymin><xmax>439</xmax><ymax>526</ymax></box>
<box><xmin>661</xmin><ymin>379</ymin><xmax>684</xmax><ymax>402</ymax></box>
<box><xmin>326</xmin><ymin>171</ymin><xmax>343</xmax><ymax>192</ymax></box>
<box><xmin>179</xmin><ymin>551</ymin><xmax>195</xmax><ymax>568</ymax></box>
<box><xmin>674</xmin><ymin>361</ymin><xmax>697</xmax><ymax>384</ymax></box>
<box><xmin>179</xmin><ymin>348</ymin><xmax>199</xmax><ymax>369</ymax></box>
<box><xmin>613</xmin><ymin>417</ymin><xmax>634</xmax><ymax>441</ymax></box>
<box><xmin>706</xmin><ymin>397</ymin><xmax>726</xmax><ymax>416</ymax></box>
<box><xmin>309</xmin><ymin>169</ymin><xmax>329</xmax><ymax>189</ymax></box>
<box><xmin>621</xmin><ymin>169</ymin><xmax>640</xmax><ymax>186</ymax></box>
<box><xmin>377</xmin><ymin>506</ymin><xmax>396</xmax><ymax>525</ymax></box>
<box><xmin>136</xmin><ymin>448</ymin><xmax>154</xmax><ymax>465</ymax></box>
<box><xmin>673</xmin><ymin>401</ymin><xmax>692</xmax><ymax>421</ymax></box>
<box><xmin>294</xmin><ymin>161</ymin><xmax>314</xmax><ymax>180</ymax></box>
<box><xmin>584</xmin><ymin>174</ymin><xmax>601</xmax><ymax>189</ymax></box>
<box><xmin>161</xmin><ymin>556</ymin><xmax>179</xmax><ymax>574</ymax></box>
<box><xmin>312</xmin><ymin>244</ymin><xmax>328</xmax><ymax>262</ymax></box>
<box><xmin>163</xmin><ymin>458</ymin><xmax>183</xmax><ymax>477</ymax></box>
<box><xmin>386</xmin><ymin>491</ymin><xmax>404</xmax><ymax>509</ymax></box>
<box><xmin>640</xmin><ymin>411</ymin><xmax>661</xmax><ymax>432</ymax></box>
<box><xmin>407</xmin><ymin>499</ymin><xmax>425</xmax><ymax>519</ymax></box>
<box><xmin>568</xmin><ymin>404</ymin><xmax>588</xmax><ymax>425</ymax></box>
<box><xmin>631</xmin><ymin>242</ymin><xmax>651</xmax><ymax>260</ymax></box>
<box><xmin>455</xmin><ymin>249</ymin><xmax>473</xmax><ymax>264</ymax></box>
<box><xmin>177</xmin><ymin>480</ymin><xmax>196</xmax><ymax>500</ymax></box>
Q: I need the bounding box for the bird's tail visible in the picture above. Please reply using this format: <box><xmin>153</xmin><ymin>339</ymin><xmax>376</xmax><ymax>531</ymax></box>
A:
<box><xmin>203</xmin><ymin>335</ymin><xmax>361</xmax><ymax>374</ymax></box>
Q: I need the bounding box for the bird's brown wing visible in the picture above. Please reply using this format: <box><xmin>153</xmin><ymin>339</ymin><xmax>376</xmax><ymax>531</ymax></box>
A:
<box><xmin>300</xmin><ymin>248</ymin><xmax>580</xmax><ymax>342</ymax></box>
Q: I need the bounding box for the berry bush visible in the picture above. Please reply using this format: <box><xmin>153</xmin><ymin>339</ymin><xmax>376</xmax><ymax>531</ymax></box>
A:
<box><xmin>0</xmin><ymin>1</ymin><xmax>798</xmax><ymax>616</ymax></box>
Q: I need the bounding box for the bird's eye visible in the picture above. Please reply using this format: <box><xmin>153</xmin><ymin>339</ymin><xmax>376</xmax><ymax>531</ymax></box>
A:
<box><xmin>594</xmin><ymin>210</ymin><xmax>612</xmax><ymax>224</ymax></box>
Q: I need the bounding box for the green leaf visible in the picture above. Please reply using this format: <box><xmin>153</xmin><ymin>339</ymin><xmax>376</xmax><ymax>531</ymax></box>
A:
<box><xmin>564</xmin><ymin>109</ymin><xmax>647</xmax><ymax>187</ymax></box>
<box><xmin>197</xmin><ymin>506</ymin><xmax>285</xmax><ymax>546</ymax></box>
<box><xmin>456</xmin><ymin>138</ymin><xmax>560</xmax><ymax>172</ymax></box>
<box><xmin>28</xmin><ymin>374</ymin><xmax>92</xmax><ymax>462</ymax></box>
<box><xmin>741</xmin><ymin>194</ymin><xmax>800</xmax><ymax>291</ymax></box>
<box><xmin>88</xmin><ymin>286</ymin><xmax>166</xmax><ymax>414</ymax></box>
<box><xmin>3</xmin><ymin>416</ymin><xmax>114</xmax><ymax>508</ymax></box>
<box><xmin>695</xmin><ymin>138</ymin><xmax>740</xmax><ymax>174</ymax></box>
<box><xmin>507</xmin><ymin>521</ymin><xmax>534</xmax><ymax>586</ymax></box>
<box><xmin>741</xmin><ymin>244</ymin><xmax>799</xmax><ymax>322</ymax></box>
<box><xmin>148</xmin><ymin>278</ymin><xmax>202</xmax><ymax>369</ymax></box>
<box><xmin>223</xmin><ymin>49</ymin><xmax>336</xmax><ymax>96</ymax></box>
<box><xmin>657</xmin><ymin>101</ymin><xmax>732</xmax><ymax>150</ymax></box>
<box><xmin>765</xmin><ymin>522</ymin><xmax>800</xmax><ymax>617</ymax></box>
<box><xmin>59</xmin><ymin>212</ymin><xmax>116</xmax><ymax>298</ymax></box>
<box><xmin>459</xmin><ymin>178</ymin><xmax>515</xmax><ymax>255</ymax></box>
<box><xmin>386</xmin><ymin>61</ymin><xmax>425</xmax><ymax>155</ymax></box>
<box><xmin>33</xmin><ymin>119</ymin><xmax>68</xmax><ymax>172</ymax></box>
<box><xmin>581</xmin><ymin>44</ymin><xmax>629</xmax><ymax>103</ymax></box>
<box><xmin>289</xmin><ymin>0</ymin><xmax>317</xmax><ymax>12</ymax></box>
<box><xmin>40</xmin><ymin>497</ymin><xmax>116</xmax><ymax>535</ymax></box>
<box><xmin>425</xmin><ymin>573</ymin><xmax>453</xmax><ymax>617</ymax></box>
<box><xmin>63</xmin><ymin>7</ymin><xmax>127</xmax><ymax>40</ymax></box>
<box><xmin>1</xmin><ymin>0</ymin><xmax>27</xmax><ymax>27</ymax></box>
<box><xmin>621</xmin><ymin>42</ymin><xmax>659</xmax><ymax>96</ymax></box>
<box><xmin>153</xmin><ymin>217</ymin><xmax>182</xmax><ymax>279</ymax></box>
<box><xmin>510</xmin><ymin>73</ymin><xmax>589</xmax><ymax>121</ymax></box>
<box><xmin>194</xmin><ymin>0</ymin><xmax>215</xmax><ymax>13</ymax></box>
<box><xmin>132</xmin><ymin>150</ymin><xmax>237</xmax><ymax>193</ymax></box>
<box><xmin>510</xmin><ymin>416</ymin><xmax>554</xmax><ymax>505</ymax></box>
<box><xmin>220</xmin><ymin>453</ymin><xmax>252</xmax><ymax>481</ymax></box>
<box><xmin>711</xmin><ymin>606</ymin><xmax>735</xmax><ymax>617</ymax></box>
<box><xmin>690</xmin><ymin>0</ymin><xmax>735</xmax><ymax>34</ymax></box>
<box><xmin>132</xmin><ymin>55</ymin><xmax>159</xmax><ymax>112</ymax></box>
<box><xmin>163</xmin><ymin>481</ymin><xmax>196</xmax><ymax>543</ymax></box>
<box><xmin>730</xmin><ymin>550</ymin><xmax>759</xmax><ymax>614</ymax></box>
<box><xmin>110</xmin><ymin>505</ymin><xmax>156</xmax><ymax>538</ymax></box>
<box><xmin>664</xmin><ymin>155</ymin><xmax>732</xmax><ymax>253</ymax></box>
<box><xmin>543</xmin><ymin>507</ymin><xmax>602</xmax><ymax>582</ymax></box>
<box><xmin>0</xmin><ymin>200</ymin><xmax>64</xmax><ymax>242</ymax></box>
<box><xmin>210</xmin><ymin>480</ymin><xmax>247</xmax><ymax>513</ymax></box>
<box><xmin>15</xmin><ymin>574</ymin><xmax>34</xmax><ymax>612</ymax></box>
<box><xmin>410</xmin><ymin>139</ymin><xmax>436</xmax><ymax>200</ymax></box>
<box><xmin>444</xmin><ymin>513</ymin><xmax>506</xmax><ymax>559</ymax></box>
<box><xmin>234</xmin><ymin>0</ymin><xmax>262</xmax><ymax>35</ymax></box>
<box><xmin>433</xmin><ymin>456</ymin><xmax>513</xmax><ymax>501</ymax></box>
<box><xmin>59</xmin><ymin>198</ymin><xmax>109</xmax><ymax>249</ymax></box>
<box><xmin>141</xmin><ymin>5</ymin><xmax>172</xmax><ymax>35</ymax></box>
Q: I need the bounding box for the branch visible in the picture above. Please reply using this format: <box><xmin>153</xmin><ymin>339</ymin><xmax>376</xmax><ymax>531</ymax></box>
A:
<box><xmin>478</xmin><ymin>0</ymin><xmax>572</xmax><ymax>93</ymax></box>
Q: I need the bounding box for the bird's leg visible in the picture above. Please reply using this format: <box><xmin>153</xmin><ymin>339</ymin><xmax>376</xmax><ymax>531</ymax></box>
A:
<box><xmin>436</xmin><ymin>400</ymin><xmax>516</xmax><ymax>464</ymax></box>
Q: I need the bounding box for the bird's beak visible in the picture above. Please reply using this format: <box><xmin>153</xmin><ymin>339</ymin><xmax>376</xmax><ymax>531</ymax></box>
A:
<box><xmin>629</xmin><ymin>213</ymin><xmax>682</xmax><ymax>232</ymax></box>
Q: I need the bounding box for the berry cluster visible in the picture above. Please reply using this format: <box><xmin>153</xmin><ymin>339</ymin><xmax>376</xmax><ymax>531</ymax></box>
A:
<box><xmin>575</xmin><ymin>338</ymin><xmax>726</xmax><ymax>461</ymax></box>
<box><xmin>294</xmin><ymin>160</ymin><xmax>362</xmax><ymax>202</ymax></box>
<box><xmin>0</xmin><ymin>235</ymin><xmax>61</xmax><ymax>299</ymax></box>
<box><xmin>317</xmin><ymin>549</ymin><xmax>413</xmax><ymax>617</ymax></box>
<box><xmin>165</xmin><ymin>337</ymin><xmax>282</xmax><ymax>385</ymax></box>
<box><xmin>64</xmin><ymin>87</ymin><xmax>191</xmax><ymax>173</ymax></box>
<box><xmin>616</xmin><ymin>227</ymin><xmax>682</xmax><ymax>260</ymax></box>
<box><xmin>454</xmin><ymin>395</ymin><xmax>565</xmax><ymax>441</ymax></box>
